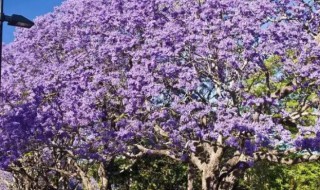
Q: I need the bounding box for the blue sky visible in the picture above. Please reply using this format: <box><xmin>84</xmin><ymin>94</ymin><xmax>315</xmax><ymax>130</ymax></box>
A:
<box><xmin>3</xmin><ymin>0</ymin><xmax>63</xmax><ymax>43</ymax></box>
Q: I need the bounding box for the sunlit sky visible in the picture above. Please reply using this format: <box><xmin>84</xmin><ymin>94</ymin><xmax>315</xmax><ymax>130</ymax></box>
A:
<box><xmin>3</xmin><ymin>0</ymin><xmax>63</xmax><ymax>43</ymax></box>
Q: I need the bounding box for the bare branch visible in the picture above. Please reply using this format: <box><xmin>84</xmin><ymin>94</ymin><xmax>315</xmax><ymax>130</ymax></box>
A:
<box><xmin>134</xmin><ymin>144</ymin><xmax>180</xmax><ymax>161</ymax></box>
<box><xmin>48</xmin><ymin>167</ymin><xmax>77</xmax><ymax>177</ymax></box>
<box><xmin>254</xmin><ymin>150</ymin><xmax>320</xmax><ymax>165</ymax></box>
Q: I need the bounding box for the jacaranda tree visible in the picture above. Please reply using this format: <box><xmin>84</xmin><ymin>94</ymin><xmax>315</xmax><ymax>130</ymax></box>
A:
<box><xmin>0</xmin><ymin>0</ymin><xmax>320</xmax><ymax>189</ymax></box>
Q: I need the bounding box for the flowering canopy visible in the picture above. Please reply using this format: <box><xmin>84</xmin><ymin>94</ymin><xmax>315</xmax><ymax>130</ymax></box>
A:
<box><xmin>0</xmin><ymin>0</ymin><xmax>320</xmax><ymax>189</ymax></box>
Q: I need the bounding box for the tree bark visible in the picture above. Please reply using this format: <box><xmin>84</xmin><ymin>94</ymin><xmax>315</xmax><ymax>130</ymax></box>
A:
<box><xmin>189</xmin><ymin>136</ymin><xmax>224</xmax><ymax>190</ymax></box>
<box><xmin>201</xmin><ymin>169</ymin><xmax>215</xmax><ymax>190</ymax></box>
<box><xmin>217</xmin><ymin>171</ymin><xmax>237</xmax><ymax>190</ymax></box>
<box><xmin>75</xmin><ymin>164</ymin><xmax>93</xmax><ymax>190</ymax></box>
<box><xmin>98</xmin><ymin>162</ymin><xmax>108</xmax><ymax>190</ymax></box>
<box><xmin>187</xmin><ymin>164</ymin><xmax>196</xmax><ymax>190</ymax></box>
<box><xmin>201</xmin><ymin>170</ymin><xmax>238</xmax><ymax>190</ymax></box>
<box><xmin>79</xmin><ymin>174</ymin><xmax>92</xmax><ymax>190</ymax></box>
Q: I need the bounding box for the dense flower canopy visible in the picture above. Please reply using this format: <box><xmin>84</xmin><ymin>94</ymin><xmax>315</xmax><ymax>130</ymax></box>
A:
<box><xmin>0</xmin><ymin>0</ymin><xmax>320</xmax><ymax>189</ymax></box>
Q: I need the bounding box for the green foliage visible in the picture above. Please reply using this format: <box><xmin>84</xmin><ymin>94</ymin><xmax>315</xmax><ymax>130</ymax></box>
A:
<box><xmin>109</xmin><ymin>156</ymin><xmax>199</xmax><ymax>190</ymax></box>
<box><xmin>244</xmin><ymin>55</ymin><xmax>286</xmax><ymax>97</ymax></box>
<box><xmin>108</xmin><ymin>157</ymin><xmax>320</xmax><ymax>190</ymax></box>
<box><xmin>129</xmin><ymin>156</ymin><xmax>187</xmax><ymax>190</ymax></box>
<box><xmin>238</xmin><ymin>161</ymin><xmax>320</xmax><ymax>190</ymax></box>
<box><xmin>286</xmin><ymin>163</ymin><xmax>320</xmax><ymax>190</ymax></box>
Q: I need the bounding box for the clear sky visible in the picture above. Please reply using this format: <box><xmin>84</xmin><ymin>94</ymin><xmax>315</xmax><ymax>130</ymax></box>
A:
<box><xmin>3</xmin><ymin>0</ymin><xmax>63</xmax><ymax>43</ymax></box>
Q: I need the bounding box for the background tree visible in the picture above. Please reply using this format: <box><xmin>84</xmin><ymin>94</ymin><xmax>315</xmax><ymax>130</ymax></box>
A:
<box><xmin>239</xmin><ymin>161</ymin><xmax>320</xmax><ymax>190</ymax></box>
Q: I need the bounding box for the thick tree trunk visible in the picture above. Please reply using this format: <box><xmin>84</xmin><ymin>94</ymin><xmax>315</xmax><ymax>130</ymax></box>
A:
<box><xmin>217</xmin><ymin>173</ymin><xmax>236</xmax><ymax>190</ymax></box>
<box><xmin>189</xmin><ymin>138</ymin><xmax>224</xmax><ymax>190</ymax></box>
<box><xmin>201</xmin><ymin>169</ymin><xmax>215</xmax><ymax>190</ymax></box>
<box><xmin>201</xmin><ymin>168</ymin><xmax>239</xmax><ymax>190</ymax></box>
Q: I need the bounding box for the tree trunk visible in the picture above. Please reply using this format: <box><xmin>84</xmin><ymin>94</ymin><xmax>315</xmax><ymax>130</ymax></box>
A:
<box><xmin>201</xmin><ymin>169</ymin><xmax>215</xmax><ymax>190</ymax></box>
<box><xmin>98</xmin><ymin>162</ymin><xmax>108</xmax><ymax>190</ymax></box>
<box><xmin>75</xmin><ymin>165</ymin><xmax>93</xmax><ymax>190</ymax></box>
<box><xmin>201</xmin><ymin>169</ymin><xmax>239</xmax><ymax>190</ymax></box>
<box><xmin>79</xmin><ymin>174</ymin><xmax>92</xmax><ymax>190</ymax></box>
<box><xmin>217</xmin><ymin>173</ymin><xmax>236</xmax><ymax>190</ymax></box>
<box><xmin>187</xmin><ymin>164</ymin><xmax>196</xmax><ymax>190</ymax></box>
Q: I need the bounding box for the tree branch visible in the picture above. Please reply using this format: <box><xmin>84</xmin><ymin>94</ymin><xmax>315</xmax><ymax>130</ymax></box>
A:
<box><xmin>134</xmin><ymin>144</ymin><xmax>180</xmax><ymax>161</ymax></box>
<box><xmin>254</xmin><ymin>150</ymin><xmax>320</xmax><ymax>164</ymax></box>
